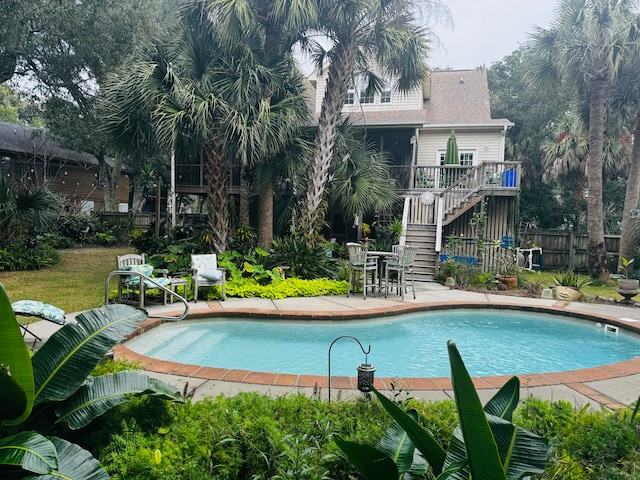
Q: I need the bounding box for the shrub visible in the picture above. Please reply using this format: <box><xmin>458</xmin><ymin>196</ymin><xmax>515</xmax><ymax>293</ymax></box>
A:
<box><xmin>57</xmin><ymin>214</ymin><xmax>102</xmax><ymax>244</ymax></box>
<box><xmin>224</xmin><ymin>277</ymin><xmax>348</xmax><ymax>299</ymax></box>
<box><xmin>0</xmin><ymin>238</ymin><xmax>60</xmax><ymax>271</ymax></box>
<box><xmin>269</xmin><ymin>236</ymin><xmax>338</xmax><ymax>280</ymax></box>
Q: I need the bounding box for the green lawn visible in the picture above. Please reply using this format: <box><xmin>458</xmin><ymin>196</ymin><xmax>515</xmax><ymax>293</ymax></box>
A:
<box><xmin>0</xmin><ymin>248</ymin><xmax>633</xmax><ymax>316</ymax></box>
<box><xmin>520</xmin><ymin>270</ymin><xmax>637</xmax><ymax>301</ymax></box>
<box><xmin>0</xmin><ymin>246</ymin><xmax>134</xmax><ymax>313</ymax></box>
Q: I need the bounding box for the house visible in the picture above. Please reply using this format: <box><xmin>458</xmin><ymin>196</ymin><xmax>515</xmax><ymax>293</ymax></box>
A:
<box><xmin>308</xmin><ymin>68</ymin><xmax>517</xmax><ymax>280</ymax></box>
<box><xmin>0</xmin><ymin>121</ymin><xmax>129</xmax><ymax>214</ymax></box>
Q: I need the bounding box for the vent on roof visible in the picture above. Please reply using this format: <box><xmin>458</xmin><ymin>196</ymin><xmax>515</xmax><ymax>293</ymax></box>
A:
<box><xmin>459</xmin><ymin>78</ymin><xmax>464</xmax><ymax>84</ymax></box>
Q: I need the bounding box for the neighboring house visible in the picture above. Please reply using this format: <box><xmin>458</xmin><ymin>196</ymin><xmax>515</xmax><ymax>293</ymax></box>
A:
<box><xmin>309</xmin><ymin>68</ymin><xmax>518</xmax><ymax>279</ymax></box>
<box><xmin>0</xmin><ymin>121</ymin><xmax>129</xmax><ymax>214</ymax></box>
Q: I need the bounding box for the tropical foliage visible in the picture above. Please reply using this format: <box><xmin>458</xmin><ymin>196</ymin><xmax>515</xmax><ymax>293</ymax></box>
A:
<box><xmin>527</xmin><ymin>0</ymin><xmax>640</xmax><ymax>279</ymax></box>
<box><xmin>296</xmin><ymin>0</ymin><xmax>431</xmax><ymax>242</ymax></box>
<box><xmin>0</xmin><ymin>284</ymin><xmax>181</xmax><ymax>479</ymax></box>
<box><xmin>335</xmin><ymin>341</ymin><xmax>549</xmax><ymax>479</ymax></box>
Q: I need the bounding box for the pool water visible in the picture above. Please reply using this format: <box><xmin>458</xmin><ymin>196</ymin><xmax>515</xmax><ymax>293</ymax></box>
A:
<box><xmin>126</xmin><ymin>309</ymin><xmax>640</xmax><ymax>377</ymax></box>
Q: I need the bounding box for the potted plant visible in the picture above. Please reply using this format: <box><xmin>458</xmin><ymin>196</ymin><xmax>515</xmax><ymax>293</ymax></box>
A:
<box><xmin>618</xmin><ymin>257</ymin><xmax>639</xmax><ymax>292</ymax></box>
<box><xmin>552</xmin><ymin>270</ymin><xmax>591</xmax><ymax>301</ymax></box>
<box><xmin>493</xmin><ymin>242</ymin><xmax>519</xmax><ymax>289</ymax></box>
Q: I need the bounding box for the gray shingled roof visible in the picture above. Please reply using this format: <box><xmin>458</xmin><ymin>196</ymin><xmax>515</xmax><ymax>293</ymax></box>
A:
<box><xmin>315</xmin><ymin>68</ymin><xmax>512</xmax><ymax>128</ymax></box>
<box><xmin>423</xmin><ymin>69</ymin><xmax>511</xmax><ymax>127</ymax></box>
<box><xmin>0</xmin><ymin>121</ymin><xmax>100</xmax><ymax>165</ymax></box>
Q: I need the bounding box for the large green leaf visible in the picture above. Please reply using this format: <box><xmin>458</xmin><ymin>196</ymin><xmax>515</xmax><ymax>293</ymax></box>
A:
<box><xmin>55</xmin><ymin>371</ymin><xmax>182</xmax><ymax>429</ymax></box>
<box><xmin>484</xmin><ymin>376</ymin><xmax>520</xmax><ymax>421</ymax></box>
<box><xmin>489</xmin><ymin>415</ymin><xmax>548</xmax><ymax>479</ymax></box>
<box><xmin>373</xmin><ymin>389</ymin><xmax>446</xmax><ymax>474</ymax></box>
<box><xmin>377</xmin><ymin>409</ymin><xmax>420</xmax><ymax>474</ymax></box>
<box><xmin>0</xmin><ymin>431</ymin><xmax>57</xmax><ymax>474</ymax></box>
<box><xmin>447</xmin><ymin>340</ymin><xmax>507</xmax><ymax>480</ymax></box>
<box><xmin>32</xmin><ymin>304</ymin><xmax>147</xmax><ymax>405</ymax></box>
<box><xmin>0</xmin><ymin>368</ymin><xmax>28</xmax><ymax>425</ymax></box>
<box><xmin>334</xmin><ymin>435</ymin><xmax>398</xmax><ymax>480</ymax></box>
<box><xmin>23</xmin><ymin>437</ymin><xmax>109</xmax><ymax>480</ymax></box>
<box><xmin>0</xmin><ymin>284</ymin><xmax>34</xmax><ymax>425</ymax></box>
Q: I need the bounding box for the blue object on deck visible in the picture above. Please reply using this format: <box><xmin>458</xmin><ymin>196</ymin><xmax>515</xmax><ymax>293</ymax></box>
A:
<box><xmin>439</xmin><ymin>254</ymin><xmax>477</xmax><ymax>265</ymax></box>
<box><xmin>500</xmin><ymin>236</ymin><xmax>514</xmax><ymax>248</ymax></box>
<box><xmin>502</xmin><ymin>170</ymin><xmax>517</xmax><ymax>187</ymax></box>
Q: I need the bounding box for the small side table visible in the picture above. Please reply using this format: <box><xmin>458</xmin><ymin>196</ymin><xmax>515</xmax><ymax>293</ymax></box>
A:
<box><xmin>167</xmin><ymin>278</ymin><xmax>188</xmax><ymax>304</ymax></box>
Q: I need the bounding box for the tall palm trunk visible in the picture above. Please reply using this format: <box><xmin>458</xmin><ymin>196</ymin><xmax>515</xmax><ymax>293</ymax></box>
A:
<box><xmin>258</xmin><ymin>182</ymin><xmax>273</xmax><ymax>246</ymax></box>
<box><xmin>206</xmin><ymin>147</ymin><xmax>229</xmax><ymax>252</ymax></box>
<box><xmin>586</xmin><ymin>76</ymin><xmax>609</xmax><ymax>279</ymax></box>
<box><xmin>298</xmin><ymin>42</ymin><xmax>356</xmax><ymax>242</ymax></box>
<box><xmin>619</xmin><ymin>110</ymin><xmax>640</xmax><ymax>272</ymax></box>
<box><xmin>239</xmin><ymin>162</ymin><xmax>250</xmax><ymax>226</ymax></box>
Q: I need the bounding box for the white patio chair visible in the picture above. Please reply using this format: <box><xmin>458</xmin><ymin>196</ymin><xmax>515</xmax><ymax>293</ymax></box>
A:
<box><xmin>191</xmin><ymin>254</ymin><xmax>226</xmax><ymax>301</ymax></box>
<box><xmin>116</xmin><ymin>253</ymin><xmax>170</xmax><ymax>307</ymax></box>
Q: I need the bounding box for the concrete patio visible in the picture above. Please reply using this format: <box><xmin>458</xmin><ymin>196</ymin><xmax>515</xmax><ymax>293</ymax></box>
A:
<box><xmin>26</xmin><ymin>281</ymin><xmax>640</xmax><ymax>410</ymax></box>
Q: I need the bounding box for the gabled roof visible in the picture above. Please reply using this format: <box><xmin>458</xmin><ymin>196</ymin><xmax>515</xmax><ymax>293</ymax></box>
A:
<box><xmin>423</xmin><ymin>69</ymin><xmax>511</xmax><ymax>127</ymax></box>
<box><xmin>311</xmin><ymin>68</ymin><xmax>512</xmax><ymax>129</ymax></box>
<box><xmin>0</xmin><ymin>121</ymin><xmax>100</xmax><ymax>166</ymax></box>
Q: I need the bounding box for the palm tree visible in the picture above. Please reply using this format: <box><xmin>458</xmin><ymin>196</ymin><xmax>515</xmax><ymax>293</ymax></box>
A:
<box><xmin>0</xmin><ymin>178</ymin><xmax>61</xmax><ymax>245</ymax></box>
<box><xmin>101</xmin><ymin>0</ymin><xmax>309</xmax><ymax>251</ymax></box>
<box><xmin>528</xmin><ymin>0</ymin><xmax>639</xmax><ymax>279</ymax></box>
<box><xmin>296</xmin><ymin>0</ymin><xmax>431</xmax><ymax>243</ymax></box>
<box><xmin>613</xmin><ymin>36</ymin><xmax>640</xmax><ymax>272</ymax></box>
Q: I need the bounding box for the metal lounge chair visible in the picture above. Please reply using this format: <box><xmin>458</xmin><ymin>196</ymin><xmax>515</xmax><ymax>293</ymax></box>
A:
<box><xmin>12</xmin><ymin>300</ymin><xmax>66</xmax><ymax>346</ymax></box>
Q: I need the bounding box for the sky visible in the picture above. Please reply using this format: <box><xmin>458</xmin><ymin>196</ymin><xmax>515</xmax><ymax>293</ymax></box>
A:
<box><xmin>427</xmin><ymin>0</ymin><xmax>559</xmax><ymax>70</ymax></box>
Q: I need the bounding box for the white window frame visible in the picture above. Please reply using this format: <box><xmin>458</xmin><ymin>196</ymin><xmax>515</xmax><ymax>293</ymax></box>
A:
<box><xmin>344</xmin><ymin>79</ymin><xmax>355</xmax><ymax>105</ymax></box>
<box><xmin>438</xmin><ymin>149</ymin><xmax>476</xmax><ymax>166</ymax></box>
<box><xmin>358</xmin><ymin>75</ymin><xmax>374</xmax><ymax>104</ymax></box>
<box><xmin>380</xmin><ymin>81</ymin><xmax>392</xmax><ymax>104</ymax></box>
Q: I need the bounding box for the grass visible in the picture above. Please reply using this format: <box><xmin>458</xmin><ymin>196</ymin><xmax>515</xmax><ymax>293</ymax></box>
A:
<box><xmin>0</xmin><ymin>246</ymin><xmax>134</xmax><ymax>314</ymax></box>
<box><xmin>520</xmin><ymin>270</ymin><xmax>639</xmax><ymax>301</ymax></box>
<box><xmin>0</xmin><ymin>248</ymin><xmax>635</xmax><ymax>316</ymax></box>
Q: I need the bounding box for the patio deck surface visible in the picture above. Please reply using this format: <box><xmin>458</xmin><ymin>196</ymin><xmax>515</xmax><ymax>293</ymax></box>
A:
<box><xmin>27</xmin><ymin>282</ymin><xmax>640</xmax><ymax>409</ymax></box>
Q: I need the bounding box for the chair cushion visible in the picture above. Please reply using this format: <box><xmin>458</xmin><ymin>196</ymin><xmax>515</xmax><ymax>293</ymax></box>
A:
<box><xmin>199</xmin><ymin>269</ymin><xmax>224</xmax><ymax>281</ymax></box>
<box><xmin>12</xmin><ymin>300</ymin><xmax>65</xmax><ymax>324</ymax></box>
<box><xmin>122</xmin><ymin>264</ymin><xmax>154</xmax><ymax>286</ymax></box>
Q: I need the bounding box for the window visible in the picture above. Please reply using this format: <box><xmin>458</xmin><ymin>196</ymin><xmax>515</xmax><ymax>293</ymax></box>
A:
<box><xmin>359</xmin><ymin>76</ymin><xmax>374</xmax><ymax>104</ymax></box>
<box><xmin>438</xmin><ymin>150</ymin><xmax>475</xmax><ymax>166</ymax></box>
<box><xmin>344</xmin><ymin>79</ymin><xmax>355</xmax><ymax>105</ymax></box>
<box><xmin>380</xmin><ymin>81</ymin><xmax>392</xmax><ymax>104</ymax></box>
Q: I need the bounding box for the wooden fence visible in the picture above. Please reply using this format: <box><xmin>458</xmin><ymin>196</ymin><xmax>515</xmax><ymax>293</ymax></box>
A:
<box><xmin>518</xmin><ymin>230</ymin><xmax>621</xmax><ymax>272</ymax></box>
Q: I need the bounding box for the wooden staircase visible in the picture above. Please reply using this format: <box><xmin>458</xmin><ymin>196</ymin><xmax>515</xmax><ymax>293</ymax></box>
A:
<box><xmin>443</xmin><ymin>193</ymin><xmax>482</xmax><ymax>226</ymax></box>
<box><xmin>405</xmin><ymin>224</ymin><xmax>438</xmax><ymax>281</ymax></box>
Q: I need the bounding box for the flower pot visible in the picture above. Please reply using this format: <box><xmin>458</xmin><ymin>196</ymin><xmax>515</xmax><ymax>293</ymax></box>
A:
<box><xmin>499</xmin><ymin>276</ymin><xmax>518</xmax><ymax>290</ymax></box>
<box><xmin>617</xmin><ymin>278</ymin><xmax>639</xmax><ymax>293</ymax></box>
<box><xmin>555</xmin><ymin>286</ymin><xmax>582</xmax><ymax>302</ymax></box>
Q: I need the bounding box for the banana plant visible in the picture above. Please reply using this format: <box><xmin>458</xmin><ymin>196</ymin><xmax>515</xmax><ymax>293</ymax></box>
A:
<box><xmin>0</xmin><ymin>283</ymin><xmax>182</xmax><ymax>479</ymax></box>
<box><xmin>336</xmin><ymin>340</ymin><xmax>549</xmax><ymax>479</ymax></box>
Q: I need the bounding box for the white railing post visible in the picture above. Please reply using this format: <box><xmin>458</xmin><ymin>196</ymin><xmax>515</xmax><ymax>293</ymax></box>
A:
<box><xmin>435</xmin><ymin>194</ymin><xmax>444</xmax><ymax>253</ymax></box>
<box><xmin>400</xmin><ymin>196</ymin><xmax>410</xmax><ymax>245</ymax></box>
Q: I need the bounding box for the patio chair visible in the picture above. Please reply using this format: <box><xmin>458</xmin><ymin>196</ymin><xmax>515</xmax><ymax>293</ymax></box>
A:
<box><xmin>116</xmin><ymin>253</ymin><xmax>170</xmax><ymax>308</ymax></box>
<box><xmin>346</xmin><ymin>242</ymin><xmax>378</xmax><ymax>299</ymax></box>
<box><xmin>12</xmin><ymin>300</ymin><xmax>66</xmax><ymax>346</ymax></box>
<box><xmin>384</xmin><ymin>245</ymin><xmax>417</xmax><ymax>300</ymax></box>
<box><xmin>191</xmin><ymin>254</ymin><xmax>226</xmax><ymax>301</ymax></box>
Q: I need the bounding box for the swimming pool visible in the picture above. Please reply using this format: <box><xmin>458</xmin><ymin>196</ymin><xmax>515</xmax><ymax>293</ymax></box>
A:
<box><xmin>125</xmin><ymin>309</ymin><xmax>640</xmax><ymax>377</ymax></box>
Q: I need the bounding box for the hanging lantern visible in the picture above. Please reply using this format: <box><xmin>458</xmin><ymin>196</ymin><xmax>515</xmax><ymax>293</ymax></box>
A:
<box><xmin>357</xmin><ymin>363</ymin><xmax>376</xmax><ymax>392</ymax></box>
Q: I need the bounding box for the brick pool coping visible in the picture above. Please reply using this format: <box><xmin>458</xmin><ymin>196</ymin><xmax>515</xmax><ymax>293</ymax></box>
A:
<box><xmin>113</xmin><ymin>300</ymin><xmax>640</xmax><ymax>409</ymax></box>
